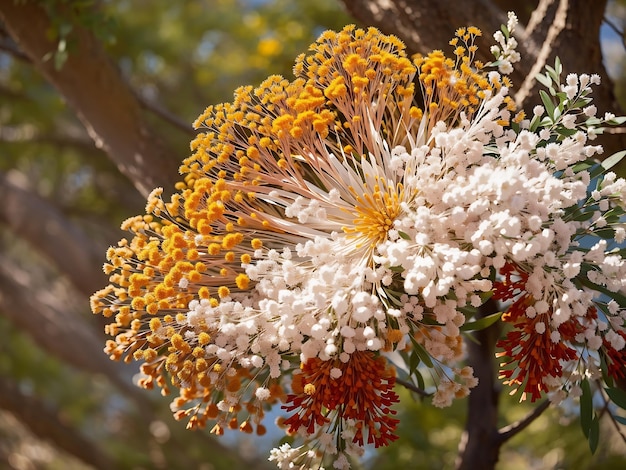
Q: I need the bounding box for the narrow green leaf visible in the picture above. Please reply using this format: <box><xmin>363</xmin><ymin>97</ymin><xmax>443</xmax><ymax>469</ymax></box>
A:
<box><xmin>554</xmin><ymin>57</ymin><xmax>562</xmax><ymax>76</ymax></box>
<box><xmin>460</xmin><ymin>311</ymin><xmax>503</xmax><ymax>332</ymax></box>
<box><xmin>588</xmin><ymin>415</ymin><xmax>600</xmax><ymax>454</ymax></box>
<box><xmin>580</xmin><ymin>379</ymin><xmax>593</xmax><ymax>438</ymax></box>
<box><xmin>540</xmin><ymin>90</ymin><xmax>555</xmax><ymax>119</ymax></box>
<box><xmin>398</xmin><ymin>231</ymin><xmax>411</xmax><ymax>240</ymax></box>
<box><xmin>607</xmin><ymin>116</ymin><xmax>626</xmax><ymax>125</ymax></box>
<box><xmin>606</xmin><ymin>387</ymin><xmax>626</xmax><ymax>410</ymax></box>
<box><xmin>409</xmin><ymin>350</ymin><xmax>420</xmax><ymax>375</ymax></box>
<box><xmin>535</xmin><ymin>73</ymin><xmax>552</xmax><ymax>89</ymax></box>
<box><xmin>414</xmin><ymin>368</ymin><xmax>426</xmax><ymax>392</ymax></box>
<box><xmin>579</xmin><ymin>277</ymin><xmax>626</xmax><ymax>307</ymax></box>
<box><xmin>601</xmin><ymin>150</ymin><xmax>626</xmax><ymax>172</ymax></box>
<box><xmin>410</xmin><ymin>336</ymin><xmax>434</xmax><ymax>368</ymax></box>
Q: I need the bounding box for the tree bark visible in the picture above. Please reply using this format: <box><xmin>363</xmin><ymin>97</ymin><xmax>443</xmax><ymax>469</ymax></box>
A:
<box><xmin>0</xmin><ymin>1</ymin><xmax>180</xmax><ymax>197</ymax></box>
<box><xmin>455</xmin><ymin>299</ymin><xmax>502</xmax><ymax>470</ymax></box>
<box><xmin>339</xmin><ymin>0</ymin><xmax>626</xmax><ymax>157</ymax></box>
<box><xmin>0</xmin><ymin>258</ymin><xmax>143</xmax><ymax>400</ymax></box>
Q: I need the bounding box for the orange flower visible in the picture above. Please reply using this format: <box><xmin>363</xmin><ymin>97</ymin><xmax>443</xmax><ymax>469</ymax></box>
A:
<box><xmin>603</xmin><ymin>331</ymin><xmax>626</xmax><ymax>380</ymax></box>
<box><xmin>495</xmin><ymin>263</ymin><xmax>580</xmax><ymax>401</ymax></box>
<box><xmin>283</xmin><ymin>351</ymin><xmax>399</xmax><ymax>448</ymax></box>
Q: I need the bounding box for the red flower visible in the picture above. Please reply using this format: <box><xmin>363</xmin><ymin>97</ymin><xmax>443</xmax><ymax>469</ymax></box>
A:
<box><xmin>283</xmin><ymin>351</ymin><xmax>399</xmax><ymax>447</ymax></box>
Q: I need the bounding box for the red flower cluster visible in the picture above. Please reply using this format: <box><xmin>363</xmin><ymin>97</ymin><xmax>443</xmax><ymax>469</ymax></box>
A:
<box><xmin>283</xmin><ymin>350</ymin><xmax>400</xmax><ymax>447</ymax></box>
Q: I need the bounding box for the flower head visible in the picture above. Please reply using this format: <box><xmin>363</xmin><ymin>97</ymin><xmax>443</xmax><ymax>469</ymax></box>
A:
<box><xmin>91</xmin><ymin>14</ymin><xmax>626</xmax><ymax>469</ymax></box>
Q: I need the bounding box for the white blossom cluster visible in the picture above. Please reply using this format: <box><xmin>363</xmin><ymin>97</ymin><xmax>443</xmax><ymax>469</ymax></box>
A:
<box><xmin>92</xmin><ymin>14</ymin><xmax>626</xmax><ymax>470</ymax></box>
<box><xmin>490</xmin><ymin>11</ymin><xmax>521</xmax><ymax>74</ymax></box>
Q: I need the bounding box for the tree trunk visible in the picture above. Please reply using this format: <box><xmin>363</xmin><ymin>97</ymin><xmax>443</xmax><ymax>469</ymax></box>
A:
<box><xmin>0</xmin><ymin>1</ymin><xmax>180</xmax><ymax>197</ymax></box>
<box><xmin>339</xmin><ymin>0</ymin><xmax>626</xmax><ymax>158</ymax></box>
<box><xmin>456</xmin><ymin>299</ymin><xmax>502</xmax><ymax>470</ymax></box>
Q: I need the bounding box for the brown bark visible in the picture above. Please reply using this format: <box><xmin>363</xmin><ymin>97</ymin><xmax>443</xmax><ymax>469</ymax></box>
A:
<box><xmin>455</xmin><ymin>299</ymin><xmax>502</xmax><ymax>470</ymax></box>
<box><xmin>340</xmin><ymin>0</ymin><xmax>626</xmax><ymax>156</ymax></box>
<box><xmin>0</xmin><ymin>376</ymin><xmax>116</xmax><ymax>470</ymax></box>
<box><xmin>0</xmin><ymin>1</ymin><xmax>180</xmax><ymax>197</ymax></box>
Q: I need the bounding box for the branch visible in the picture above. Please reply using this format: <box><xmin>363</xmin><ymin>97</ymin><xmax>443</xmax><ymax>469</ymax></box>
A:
<box><xmin>0</xmin><ymin>376</ymin><xmax>116</xmax><ymax>470</ymax></box>
<box><xmin>496</xmin><ymin>400</ymin><xmax>551</xmax><ymax>443</ymax></box>
<box><xmin>0</xmin><ymin>170</ymin><xmax>107</xmax><ymax>297</ymax></box>
<box><xmin>396</xmin><ymin>377</ymin><xmax>431</xmax><ymax>397</ymax></box>
<box><xmin>0</xmin><ymin>2</ymin><xmax>180</xmax><ymax>197</ymax></box>
<box><xmin>597</xmin><ymin>382</ymin><xmax>626</xmax><ymax>446</ymax></box>
<box><xmin>135</xmin><ymin>92</ymin><xmax>197</xmax><ymax>136</ymax></box>
<box><xmin>456</xmin><ymin>298</ymin><xmax>502</xmax><ymax>470</ymax></box>
<box><xmin>603</xmin><ymin>15</ymin><xmax>626</xmax><ymax>50</ymax></box>
<box><xmin>0</xmin><ymin>257</ymin><xmax>142</xmax><ymax>400</ymax></box>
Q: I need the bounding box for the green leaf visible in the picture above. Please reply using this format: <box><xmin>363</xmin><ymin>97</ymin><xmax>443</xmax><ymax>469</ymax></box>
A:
<box><xmin>414</xmin><ymin>367</ymin><xmax>426</xmax><ymax>392</ymax></box>
<box><xmin>579</xmin><ymin>277</ymin><xmax>626</xmax><ymax>307</ymax></box>
<box><xmin>398</xmin><ymin>231</ymin><xmax>411</xmax><ymax>240</ymax></box>
<box><xmin>606</xmin><ymin>387</ymin><xmax>626</xmax><ymax>410</ymax></box>
<box><xmin>588</xmin><ymin>415</ymin><xmax>600</xmax><ymax>454</ymax></box>
<box><xmin>409</xmin><ymin>350</ymin><xmax>420</xmax><ymax>375</ymax></box>
<box><xmin>409</xmin><ymin>336</ymin><xmax>434</xmax><ymax>368</ymax></box>
<box><xmin>580</xmin><ymin>379</ymin><xmax>593</xmax><ymax>438</ymax></box>
<box><xmin>593</xmin><ymin>228</ymin><xmax>616</xmax><ymax>239</ymax></box>
<box><xmin>601</xmin><ymin>150</ymin><xmax>626</xmax><ymax>172</ymax></box>
<box><xmin>607</xmin><ymin>116</ymin><xmax>626</xmax><ymax>125</ymax></box>
<box><xmin>460</xmin><ymin>311</ymin><xmax>503</xmax><ymax>332</ymax></box>
<box><xmin>540</xmin><ymin>90</ymin><xmax>556</xmax><ymax>119</ymax></box>
<box><xmin>535</xmin><ymin>73</ymin><xmax>552</xmax><ymax>89</ymax></box>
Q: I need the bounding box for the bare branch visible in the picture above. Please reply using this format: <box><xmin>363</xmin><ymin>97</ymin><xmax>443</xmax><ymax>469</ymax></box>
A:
<box><xmin>135</xmin><ymin>92</ymin><xmax>196</xmax><ymax>136</ymax></box>
<box><xmin>603</xmin><ymin>15</ymin><xmax>626</xmax><ymax>50</ymax></box>
<box><xmin>456</xmin><ymin>298</ymin><xmax>502</xmax><ymax>470</ymax></box>
<box><xmin>396</xmin><ymin>378</ymin><xmax>431</xmax><ymax>397</ymax></box>
<box><xmin>496</xmin><ymin>400</ymin><xmax>551</xmax><ymax>444</ymax></box>
<box><xmin>0</xmin><ymin>257</ymin><xmax>140</xmax><ymax>398</ymax></box>
<box><xmin>597</xmin><ymin>383</ymin><xmax>626</xmax><ymax>446</ymax></box>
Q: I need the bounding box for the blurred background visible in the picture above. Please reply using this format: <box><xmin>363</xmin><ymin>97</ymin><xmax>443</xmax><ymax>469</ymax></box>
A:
<box><xmin>1</xmin><ymin>1</ymin><xmax>626</xmax><ymax>469</ymax></box>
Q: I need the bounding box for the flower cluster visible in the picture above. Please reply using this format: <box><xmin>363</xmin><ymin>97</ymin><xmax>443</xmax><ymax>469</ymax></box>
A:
<box><xmin>91</xmin><ymin>15</ymin><xmax>626</xmax><ymax>469</ymax></box>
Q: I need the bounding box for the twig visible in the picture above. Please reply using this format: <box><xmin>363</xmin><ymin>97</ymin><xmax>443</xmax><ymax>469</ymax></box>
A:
<box><xmin>0</xmin><ymin>38</ymin><xmax>31</xmax><ymax>62</ymax></box>
<box><xmin>597</xmin><ymin>382</ymin><xmax>626</xmax><ymax>446</ymax></box>
<box><xmin>135</xmin><ymin>92</ymin><xmax>196</xmax><ymax>136</ymax></box>
<box><xmin>496</xmin><ymin>399</ymin><xmax>550</xmax><ymax>443</ymax></box>
<box><xmin>396</xmin><ymin>377</ymin><xmax>431</xmax><ymax>397</ymax></box>
<box><xmin>603</xmin><ymin>16</ymin><xmax>626</xmax><ymax>50</ymax></box>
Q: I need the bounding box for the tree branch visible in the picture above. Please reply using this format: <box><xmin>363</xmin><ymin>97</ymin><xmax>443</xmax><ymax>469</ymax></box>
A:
<box><xmin>396</xmin><ymin>378</ymin><xmax>431</xmax><ymax>397</ymax></box>
<box><xmin>0</xmin><ymin>170</ymin><xmax>107</xmax><ymax>297</ymax></box>
<box><xmin>497</xmin><ymin>400</ymin><xmax>551</xmax><ymax>443</ymax></box>
<box><xmin>0</xmin><ymin>257</ymin><xmax>141</xmax><ymax>399</ymax></box>
<box><xmin>0</xmin><ymin>1</ymin><xmax>180</xmax><ymax>197</ymax></box>
<box><xmin>0</xmin><ymin>376</ymin><xmax>116</xmax><ymax>470</ymax></box>
<box><xmin>135</xmin><ymin>92</ymin><xmax>197</xmax><ymax>136</ymax></box>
